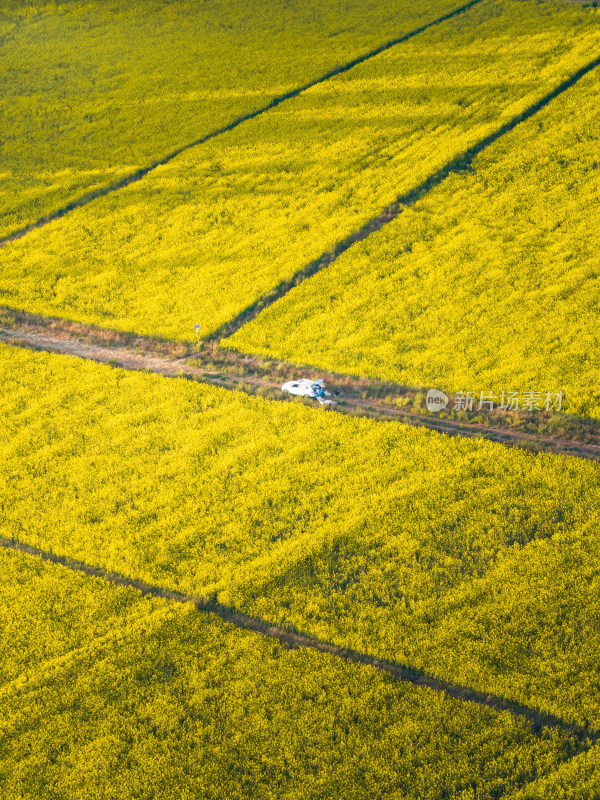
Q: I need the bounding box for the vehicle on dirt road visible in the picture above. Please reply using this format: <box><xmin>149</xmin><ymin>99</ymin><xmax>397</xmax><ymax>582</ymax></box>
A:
<box><xmin>281</xmin><ymin>378</ymin><xmax>336</xmax><ymax>405</ymax></box>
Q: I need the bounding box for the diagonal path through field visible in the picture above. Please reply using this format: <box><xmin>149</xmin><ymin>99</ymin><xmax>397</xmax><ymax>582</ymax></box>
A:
<box><xmin>2</xmin><ymin>324</ymin><xmax>600</xmax><ymax>462</ymax></box>
<box><xmin>0</xmin><ymin>533</ymin><xmax>596</xmax><ymax>749</ymax></box>
<box><xmin>0</xmin><ymin>0</ymin><xmax>483</xmax><ymax>248</ymax></box>
<box><xmin>212</xmin><ymin>51</ymin><xmax>600</xmax><ymax>341</ymax></box>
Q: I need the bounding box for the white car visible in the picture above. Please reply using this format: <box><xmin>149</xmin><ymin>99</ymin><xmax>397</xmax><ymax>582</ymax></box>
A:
<box><xmin>281</xmin><ymin>378</ymin><xmax>336</xmax><ymax>405</ymax></box>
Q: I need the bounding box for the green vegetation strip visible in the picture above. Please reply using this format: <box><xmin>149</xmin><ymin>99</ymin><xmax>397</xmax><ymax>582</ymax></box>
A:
<box><xmin>1</xmin><ymin>344</ymin><xmax>600</xmax><ymax>733</ymax></box>
<box><xmin>0</xmin><ymin>548</ymin><xmax>577</xmax><ymax>800</ymax></box>
<box><xmin>0</xmin><ymin>0</ymin><xmax>469</xmax><ymax>238</ymax></box>
<box><xmin>2</xmin><ymin>1</ymin><xmax>599</xmax><ymax>338</ymax></box>
<box><xmin>230</xmin><ymin>57</ymin><xmax>600</xmax><ymax>421</ymax></box>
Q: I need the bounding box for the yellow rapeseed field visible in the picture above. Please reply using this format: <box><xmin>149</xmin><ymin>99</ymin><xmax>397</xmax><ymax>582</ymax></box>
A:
<box><xmin>1</xmin><ymin>1</ymin><xmax>599</xmax><ymax>339</ymax></box>
<box><xmin>0</xmin><ymin>548</ymin><xmax>575</xmax><ymax>800</ymax></box>
<box><xmin>231</xmin><ymin>58</ymin><xmax>600</xmax><ymax>420</ymax></box>
<box><xmin>0</xmin><ymin>0</ymin><xmax>465</xmax><ymax>236</ymax></box>
<box><xmin>3</xmin><ymin>2</ymin><xmax>600</xmax><ymax>796</ymax></box>
<box><xmin>1</xmin><ymin>344</ymin><xmax>599</xmax><ymax>733</ymax></box>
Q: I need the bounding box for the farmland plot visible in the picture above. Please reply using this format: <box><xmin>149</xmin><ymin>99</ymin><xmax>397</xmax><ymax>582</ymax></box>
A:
<box><xmin>2</xmin><ymin>1</ymin><xmax>600</xmax><ymax>339</ymax></box>
<box><xmin>230</xmin><ymin>64</ymin><xmax>600</xmax><ymax>420</ymax></box>
<box><xmin>0</xmin><ymin>549</ymin><xmax>574</xmax><ymax>800</ymax></box>
<box><xmin>0</xmin><ymin>0</ymin><xmax>466</xmax><ymax>237</ymax></box>
<box><xmin>2</xmin><ymin>344</ymin><xmax>600</xmax><ymax>733</ymax></box>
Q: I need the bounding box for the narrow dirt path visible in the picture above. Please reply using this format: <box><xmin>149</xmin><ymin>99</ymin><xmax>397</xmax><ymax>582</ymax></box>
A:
<box><xmin>0</xmin><ymin>0</ymin><xmax>483</xmax><ymax>248</ymax></box>
<box><xmin>1</xmin><ymin>534</ymin><xmax>596</xmax><ymax>746</ymax></box>
<box><xmin>3</xmin><ymin>326</ymin><xmax>600</xmax><ymax>462</ymax></box>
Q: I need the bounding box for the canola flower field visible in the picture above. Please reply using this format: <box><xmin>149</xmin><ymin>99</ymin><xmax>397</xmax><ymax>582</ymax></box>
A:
<box><xmin>230</xmin><ymin>51</ymin><xmax>600</xmax><ymax>421</ymax></box>
<box><xmin>0</xmin><ymin>0</ymin><xmax>468</xmax><ymax>237</ymax></box>
<box><xmin>0</xmin><ymin>548</ymin><xmax>582</xmax><ymax>800</ymax></box>
<box><xmin>2</xmin><ymin>1</ymin><xmax>600</xmax><ymax>339</ymax></box>
<box><xmin>2</xmin><ymin>346</ymin><xmax>600</xmax><ymax>733</ymax></box>
<box><xmin>3</xmin><ymin>0</ymin><xmax>600</xmax><ymax>796</ymax></box>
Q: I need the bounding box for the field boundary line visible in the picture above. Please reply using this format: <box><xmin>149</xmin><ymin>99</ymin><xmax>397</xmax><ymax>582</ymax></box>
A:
<box><xmin>211</xmin><ymin>52</ymin><xmax>600</xmax><ymax>341</ymax></box>
<box><xmin>0</xmin><ymin>0</ymin><xmax>484</xmax><ymax>247</ymax></box>
<box><xmin>2</xmin><ymin>325</ymin><xmax>600</xmax><ymax>462</ymax></box>
<box><xmin>0</xmin><ymin>534</ymin><xmax>597</xmax><ymax>746</ymax></box>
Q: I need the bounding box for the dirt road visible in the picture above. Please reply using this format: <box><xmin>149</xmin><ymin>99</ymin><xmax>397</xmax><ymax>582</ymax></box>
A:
<box><xmin>3</xmin><ymin>325</ymin><xmax>600</xmax><ymax>463</ymax></box>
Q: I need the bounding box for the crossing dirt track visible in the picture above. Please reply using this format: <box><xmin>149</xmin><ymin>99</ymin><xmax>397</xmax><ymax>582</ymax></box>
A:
<box><xmin>2</xmin><ymin>323</ymin><xmax>600</xmax><ymax>462</ymax></box>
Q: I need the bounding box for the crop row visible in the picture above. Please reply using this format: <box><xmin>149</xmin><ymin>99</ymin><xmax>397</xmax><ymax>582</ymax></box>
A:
<box><xmin>2</xmin><ymin>1</ymin><xmax>600</xmax><ymax>337</ymax></box>
<box><xmin>230</xmin><ymin>47</ymin><xmax>600</xmax><ymax>421</ymax></box>
<box><xmin>1</xmin><ymin>344</ymin><xmax>599</xmax><ymax>731</ymax></box>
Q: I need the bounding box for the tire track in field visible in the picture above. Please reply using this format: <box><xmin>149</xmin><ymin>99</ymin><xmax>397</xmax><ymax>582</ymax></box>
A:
<box><xmin>0</xmin><ymin>534</ymin><xmax>597</xmax><ymax>747</ymax></box>
<box><xmin>0</xmin><ymin>0</ymin><xmax>484</xmax><ymax>247</ymax></box>
<box><xmin>211</xmin><ymin>52</ymin><xmax>600</xmax><ymax>341</ymax></box>
<box><xmin>2</xmin><ymin>325</ymin><xmax>600</xmax><ymax>463</ymax></box>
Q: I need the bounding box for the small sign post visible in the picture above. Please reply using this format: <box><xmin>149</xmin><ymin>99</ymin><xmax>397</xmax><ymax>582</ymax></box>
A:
<box><xmin>193</xmin><ymin>323</ymin><xmax>201</xmax><ymax>344</ymax></box>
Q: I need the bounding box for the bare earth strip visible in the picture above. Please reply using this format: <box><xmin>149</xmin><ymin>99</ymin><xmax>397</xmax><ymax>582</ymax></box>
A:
<box><xmin>0</xmin><ymin>0</ymin><xmax>483</xmax><ymax>248</ymax></box>
<box><xmin>2</xmin><ymin>324</ymin><xmax>600</xmax><ymax>462</ymax></box>
<box><xmin>0</xmin><ymin>534</ymin><xmax>596</xmax><ymax>749</ymax></box>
